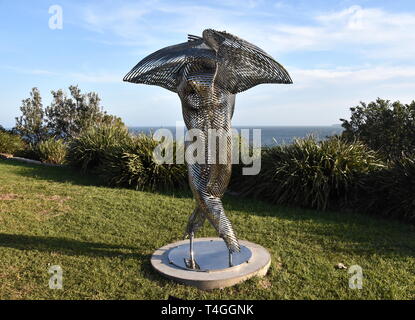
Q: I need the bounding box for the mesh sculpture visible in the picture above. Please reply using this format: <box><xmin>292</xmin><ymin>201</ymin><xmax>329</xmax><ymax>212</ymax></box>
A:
<box><xmin>124</xmin><ymin>29</ymin><xmax>292</xmax><ymax>269</ymax></box>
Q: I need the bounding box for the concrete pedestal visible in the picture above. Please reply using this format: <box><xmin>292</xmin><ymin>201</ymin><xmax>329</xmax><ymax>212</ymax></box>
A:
<box><xmin>150</xmin><ymin>237</ymin><xmax>271</xmax><ymax>290</ymax></box>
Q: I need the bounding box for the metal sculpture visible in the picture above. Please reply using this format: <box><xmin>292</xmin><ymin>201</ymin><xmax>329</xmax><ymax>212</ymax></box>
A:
<box><xmin>124</xmin><ymin>29</ymin><xmax>292</xmax><ymax>270</ymax></box>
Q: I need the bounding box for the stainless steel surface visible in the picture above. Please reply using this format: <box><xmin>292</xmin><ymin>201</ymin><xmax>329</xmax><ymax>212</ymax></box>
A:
<box><xmin>168</xmin><ymin>239</ymin><xmax>252</xmax><ymax>272</ymax></box>
<box><xmin>124</xmin><ymin>29</ymin><xmax>292</xmax><ymax>261</ymax></box>
<box><xmin>185</xmin><ymin>232</ymin><xmax>200</xmax><ymax>269</ymax></box>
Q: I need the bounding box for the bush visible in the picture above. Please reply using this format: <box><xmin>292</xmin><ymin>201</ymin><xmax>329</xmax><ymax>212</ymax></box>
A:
<box><xmin>68</xmin><ymin>124</ymin><xmax>132</xmax><ymax>171</ymax></box>
<box><xmin>98</xmin><ymin>134</ymin><xmax>187</xmax><ymax>191</ymax></box>
<box><xmin>0</xmin><ymin>131</ymin><xmax>26</xmax><ymax>155</ymax></box>
<box><xmin>69</xmin><ymin>124</ymin><xmax>187</xmax><ymax>191</ymax></box>
<box><xmin>14</xmin><ymin>87</ymin><xmax>48</xmax><ymax>144</ymax></box>
<box><xmin>341</xmin><ymin>98</ymin><xmax>415</xmax><ymax>161</ymax></box>
<box><xmin>37</xmin><ymin>138</ymin><xmax>68</xmax><ymax>164</ymax></box>
<box><xmin>355</xmin><ymin>156</ymin><xmax>415</xmax><ymax>222</ymax></box>
<box><xmin>232</xmin><ymin>136</ymin><xmax>384</xmax><ymax>210</ymax></box>
<box><xmin>13</xmin><ymin>144</ymin><xmax>41</xmax><ymax>161</ymax></box>
<box><xmin>46</xmin><ymin>85</ymin><xmax>124</xmax><ymax>140</ymax></box>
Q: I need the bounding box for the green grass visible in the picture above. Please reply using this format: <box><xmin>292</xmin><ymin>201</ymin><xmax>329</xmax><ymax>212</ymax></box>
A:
<box><xmin>0</xmin><ymin>159</ymin><xmax>414</xmax><ymax>300</ymax></box>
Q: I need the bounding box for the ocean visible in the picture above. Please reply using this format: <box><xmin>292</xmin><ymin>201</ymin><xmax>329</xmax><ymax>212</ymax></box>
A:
<box><xmin>129</xmin><ymin>126</ymin><xmax>344</xmax><ymax>146</ymax></box>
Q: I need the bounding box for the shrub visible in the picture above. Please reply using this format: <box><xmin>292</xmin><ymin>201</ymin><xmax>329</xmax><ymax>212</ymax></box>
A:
<box><xmin>37</xmin><ymin>138</ymin><xmax>68</xmax><ymax>164</ymax></box>
<box><xmin>232</xmin><ymin>136</ymin><xmax>384</xmax><ymax>210</ymax></box>
<box><xmin>0</xmin><ymin>131</ymin><xmax>26</xmax><ymax>155</ymax></box>
<box><xmin>46</xmin><ymin>85</ymin><xmax>124</xmax><ymax>140</ymax></box>
<box><xmin>355</xmin><ymin>156</ymin><xmax>415</xmax><ymax>222</ymax></box>
<box><xmin>98</xmin><ymin>134</ymin><xmax>187</xmax><ymax>191</ymax></box>
<box><xmin>68</xmin><ymin>124</ymin><xmax>132</xmax><ymax>171</ymax></box>
<box><xmin>14</xmin><ymin>86</ymin><xmax>123</xmax><ymax>143</ymax></box>
<box><xmin>340</xmin><ymin>98</ymin><xmax>415</xmax><ymax>161</ymax></box>
<box><xmin>14</xmin><ymin>87</ymin><xmax>48</xmax><ymax>144</ymax></box>
<box><xmin>69</xmin><ymin>124</ymin><xmax>187</xmax><ymax>191</ymax></box>
<box><xmin>13</xmin><ymin>144</ymin><xmax>41</xmax><ymax>161</ymax></box>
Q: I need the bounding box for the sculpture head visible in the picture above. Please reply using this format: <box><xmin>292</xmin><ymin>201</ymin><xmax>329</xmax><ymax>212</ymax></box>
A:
<box><xmin>123</xmin><ymin>29</ymin><xmax>292</xmax><ymax>127</ymax></box>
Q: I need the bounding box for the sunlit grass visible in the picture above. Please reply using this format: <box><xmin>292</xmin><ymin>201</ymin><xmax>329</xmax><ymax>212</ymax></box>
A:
<box><xmin>0</xmin><ymin>159</ymin><xmax>414</xmax><ymax>299</ymax></box>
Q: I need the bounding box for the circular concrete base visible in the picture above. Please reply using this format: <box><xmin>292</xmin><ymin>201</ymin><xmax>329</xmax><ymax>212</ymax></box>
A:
<box><xmin>151</xmin><ymin>237</ymin><xmax>271</xmax><ymax>290</ymax></box>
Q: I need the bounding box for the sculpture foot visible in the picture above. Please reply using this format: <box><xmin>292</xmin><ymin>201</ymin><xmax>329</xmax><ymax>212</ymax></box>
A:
<box><xmin>184</xmin><ymin>257</ymin><xmax>200</xmax><ymax>270</ymax></box>
<box><xmin>184</xmin><ymin>232</ymin><xmax>200</xmax><ymax>270</ymax></box>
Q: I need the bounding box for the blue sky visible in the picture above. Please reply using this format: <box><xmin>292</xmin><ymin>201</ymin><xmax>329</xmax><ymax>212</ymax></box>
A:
<box><xmin>2</xmin><ymin>0</ymin><xmax>415</xmax><ymax>127</ymax></box>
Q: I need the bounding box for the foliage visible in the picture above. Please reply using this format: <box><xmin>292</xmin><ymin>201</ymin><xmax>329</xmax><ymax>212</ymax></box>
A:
<box><xmin>37</xmin><ymin>138</ymin><xmax>68</xmax><ymax>164</ymax></box>
<box><xmin>355</xmin><ymin>156</ymin><xmax>415</xmax><ymax>222</ymax></box>
<box><xmin>0</xmin><ymin>131</ymin><xmax>26</xmax><ymax>155</ymax></box>
<box><xmin>98</xmin><ymin>134</ymin><xmax>187</xmax><ymax>191</ymax></box>
<box><xmin>14</xmin><ymin>88</ymin><xmax>48</xmax><ymax>144</ymax></box>
<box><xmin>13</xmin><ymin>144</ymin><xmax>41</xmax><ymax>161</ymax></box>
<box><xmin>232</xmin><ymin>136</ymin><xmax>384</xmax><ymax>211</ymax></box>
<box><xmin>45</xmin><ymin>85</ymin><xmax>124</xmax><ymax>140</ymax></box>
<box><xmin>14</xmin><ymin>86</ymin><xmax>123</xmax><ymax>146</ymax></box>
<box><xmin>68</xmin><ymin>123</ymin><xmax>132</xmax><ymax>171</ymax></box>
<box><xmin>68</xmin><ymin>124</ymin><xmax>187</xmax><ymax>191</ymax></box>
<box><xmin>340</xmin><ymin>98</ymin><xmax>415</xmax><ymax>160</ymax></box>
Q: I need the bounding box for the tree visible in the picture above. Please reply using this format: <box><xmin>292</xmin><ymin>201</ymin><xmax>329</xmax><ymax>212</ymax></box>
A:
<box><xmin>340</xmin><ymin>98</ymin><xmax>415</xmax><ymax>160</ymax></box>
<box><xmin>14</xmin><ymin>87</ymin><xmax>48</xmax><ymax>144</ymax></box>
<box><xmin>14</xmin><ymin>86</ymin><xmax>125</xmax><ymax>144</ymax></box>
<box><xmin>45</xmin><ymin>85</ymin><xmax>124</xmax><ymax>140</ymax></box>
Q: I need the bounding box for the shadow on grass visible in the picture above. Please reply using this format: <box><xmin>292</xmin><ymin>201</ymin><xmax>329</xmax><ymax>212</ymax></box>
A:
<box><xmin>224</xmin><ymin>195</ymin><xmax>415</xmax><ymax>257</ymax></box>
<box><xmin>1</xmin><ymin>159</ymin><xmax>192</xmax><ymax>198</ymax></box>
<box><xmin>0</xmin><ymin>233</ymin><xmax>147</xmax><ymax>260</ymax></box>
<box><xmin>0</xmin><ymin>233</ymin><xmax>176</xmax><ymax>287</ymax></box>
<box><xmin>1</xmin><ymin>159</ymin><xmax>99</xmax><ymax>187</ymax></box>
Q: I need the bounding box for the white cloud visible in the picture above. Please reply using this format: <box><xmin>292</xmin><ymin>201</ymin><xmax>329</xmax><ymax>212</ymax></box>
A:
<box><xmin>46</xmin><ymin>2</ymin><xmax>415</xmax><ymax>126</ymax></box>
<box><xmin>75</xmin><ymin>3</ymin><xmax>415</xmax><ymax>63</ymax></box>
<box><xmin>1</xmin><ymin>65</ymin><xmax>123</xmax><ymax>84</ymax></box>
<box><xmin>291</xmin><ymin>65</ymin><xmax>415</xmax><ymax>88</ymax></box>
<box><xmin>267</xmin><ymin>5</ymin><xmax>415</xmax><ymax>59</ymax></box>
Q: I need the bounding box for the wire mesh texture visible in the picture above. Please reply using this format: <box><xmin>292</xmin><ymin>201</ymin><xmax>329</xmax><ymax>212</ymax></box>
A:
<box><xmin>124</xmin><ymin>29</ymin><xmax>292</xmax><ymax>254</ymax></box>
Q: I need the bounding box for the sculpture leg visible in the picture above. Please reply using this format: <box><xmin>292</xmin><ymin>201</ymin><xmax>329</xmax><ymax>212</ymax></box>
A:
<box><xmin>184</xmin><ymin>207</ymin><xmax>205</xmax><ymax>270</ymax></box>
<box><xmin>184</xmin><ymin>232</ymin><xmax>200</xmax><ymax>270</ymax></box>
<box><xmin>203</xmin><ymin>195</ymin><xmax>241</xmax><ymax>254</ymax></box>
<box><xmin>188</xmin><ymin>162</ymin><xmax>241</xmax><ymax>255</ymax></box>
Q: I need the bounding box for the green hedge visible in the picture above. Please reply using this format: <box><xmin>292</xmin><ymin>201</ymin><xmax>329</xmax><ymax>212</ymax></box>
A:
<box><xmin>0</xmin><ymin>131</ymin><xmax>26</xmax><ymax>155</ymax></box>
<box><xmin>231</xmin><ymin>136</ymin><xmax>384</xmax><ymax>211</ymax></box>
<box><xmin>355</xmin><ymin>156</ymin><xmax>415</xmax><ymax>222</ymax></box>
<box><xmin>68</xmin><ymin>125</ymin><xmax>413</xmax><ymax>223</ymax></box>
<box><xmin>37</xmin><ymin>138</ymin><xmax>68</xmax><ymax>164</ymax></box>
<box><xmin>68</xmin><ymin>124</ymin><xmax>187</xmax><ymax>191</ymax></box>
<box><xmin>99</xmin><ymin>134</ymin><xmax>187</xmax><ymax>191</ymax></box>
<box><xmin>68</xmin><ymin>124</ymin><xmax>132</xmax><ymax>171</ymax></box>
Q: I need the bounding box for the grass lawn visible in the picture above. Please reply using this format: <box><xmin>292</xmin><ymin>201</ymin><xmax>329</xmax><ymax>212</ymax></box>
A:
<box><xmin>0</xmin><ymin>159</ymin><xmax>414</xmax><ymax>300</ymax></box>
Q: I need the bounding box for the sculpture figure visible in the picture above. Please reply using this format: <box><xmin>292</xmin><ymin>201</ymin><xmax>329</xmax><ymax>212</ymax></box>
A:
<box><xmin>124</xmin><ymin>29</ymin><xmax>292</xmax><ymax>270</ymax></box>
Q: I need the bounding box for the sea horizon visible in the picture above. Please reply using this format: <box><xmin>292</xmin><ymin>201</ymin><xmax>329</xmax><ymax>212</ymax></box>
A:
<box><xmin>128</xmin><ymin>125</ymin><xmax>344</xmax><ymax>146</ymax></box>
